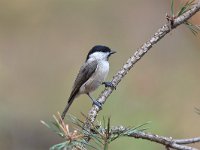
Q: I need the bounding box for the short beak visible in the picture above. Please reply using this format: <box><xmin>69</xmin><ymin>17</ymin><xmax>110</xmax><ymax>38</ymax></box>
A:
<box><xmin>110</xmin><ymin>50</ymin><xmax>116</xmax><ymax>55</ymax></box>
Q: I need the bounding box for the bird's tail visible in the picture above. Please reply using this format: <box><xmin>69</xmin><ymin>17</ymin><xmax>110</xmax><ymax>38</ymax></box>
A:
<box><xmin>61</xmin><ymin>95</ymin><xmax>75</xmax><ymax>120</ymax></box>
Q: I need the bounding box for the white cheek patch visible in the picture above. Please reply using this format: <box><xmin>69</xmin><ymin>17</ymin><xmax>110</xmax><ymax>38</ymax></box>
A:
<box><xmin>89</xmin><ymin>52</ymin><xmax>109</xmax><ymax>60</ymax></box>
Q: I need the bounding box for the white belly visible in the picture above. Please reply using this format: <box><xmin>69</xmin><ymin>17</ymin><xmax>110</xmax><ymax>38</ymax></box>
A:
<box><xmin>80</xmin><ymin>61</ymin><xmax>109</xmax><ymax>94</ymax></box>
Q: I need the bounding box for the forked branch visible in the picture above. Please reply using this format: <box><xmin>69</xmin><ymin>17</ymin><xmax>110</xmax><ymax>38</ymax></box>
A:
<box><xmin>111</xmin><ymin>125</ymin><xmax>200</xmax><ymax>150</ymax></box>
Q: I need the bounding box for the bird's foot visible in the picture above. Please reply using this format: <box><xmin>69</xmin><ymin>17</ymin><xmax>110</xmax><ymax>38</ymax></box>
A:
<box><xmin>92</xmin><ymin>100</ymin><xmax>102</xmax><ymax>109</ymax></box>
<box><xmin>102</xmin><ymin>81</ymin><xmax>116</xmax><ymax>90</ymax></box>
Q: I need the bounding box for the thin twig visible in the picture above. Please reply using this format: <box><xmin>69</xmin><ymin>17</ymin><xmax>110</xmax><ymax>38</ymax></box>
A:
<box><xmin>111</xmin><ymin>126</ymin><xmax>200</xmax><ymax>150</ymax></box>
<box><xmin>175</xmin><ymin>137</ymin><xmax>200</xmax><ymax>144</ymax></box>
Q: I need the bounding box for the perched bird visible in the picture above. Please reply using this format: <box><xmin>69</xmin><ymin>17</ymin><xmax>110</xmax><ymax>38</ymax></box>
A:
<box><xmin>61</xmin><ymin>45</ymin><xmax>116</xmax><ymax>120</ymax></box>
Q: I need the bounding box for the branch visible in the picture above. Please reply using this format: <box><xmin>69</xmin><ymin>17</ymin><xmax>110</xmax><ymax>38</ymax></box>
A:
<box><xmin>84</xmin><ymin>1</ymin><xmax>200</xmax><ymax>130</ymax></box>
<box><xmin>111</xmin><ymin>126</ymin><xmax>200</xmax><ymax>150</ymax></box>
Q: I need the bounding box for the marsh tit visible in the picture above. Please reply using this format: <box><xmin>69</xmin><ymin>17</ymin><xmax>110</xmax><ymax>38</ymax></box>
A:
<box><xmin>61</xmin><ymin>45</ymin><xmax>116</xmax><ymax>120</ymax></box>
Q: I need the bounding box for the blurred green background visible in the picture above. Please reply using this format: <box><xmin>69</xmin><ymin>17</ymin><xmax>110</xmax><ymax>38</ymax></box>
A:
<box><xmin>0</xmin><ymin>0</ymin><xmax>200</xmax><ymax>149</ymax></box>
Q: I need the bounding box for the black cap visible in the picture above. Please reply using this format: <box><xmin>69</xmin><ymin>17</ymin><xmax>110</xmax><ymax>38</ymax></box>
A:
<box><xmin>86</xmin><ymin>45</ymin><xmax>111</xmax><ymax>60</ymax></box>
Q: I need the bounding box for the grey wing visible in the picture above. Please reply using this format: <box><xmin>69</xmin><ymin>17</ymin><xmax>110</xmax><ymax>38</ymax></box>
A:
<box><xmin>68</xmin><ymin>60</ymin><xmax>98</xmax><ymax>103</ymax></box>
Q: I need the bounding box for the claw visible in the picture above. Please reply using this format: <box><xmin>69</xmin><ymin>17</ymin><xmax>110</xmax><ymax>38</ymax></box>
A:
<box><xmin>93</xmin><ymin>100</ymin><xmax>102</xmax><ymax>109</ymax></box>
<box><xmin>102</xmin><ymin>81</ymin><xmax>116</xmax><ymax>90</ymax></box>
<box><xmin>87</xmin><ymin>93</ymin><xmax>103</xmax><ymax>109</ymax></box>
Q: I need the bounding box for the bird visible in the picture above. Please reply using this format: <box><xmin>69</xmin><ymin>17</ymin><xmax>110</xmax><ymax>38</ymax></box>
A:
<box><xmin>61</xmin><ymin>45</ymin><xmax>116</xmax><ymax>120</ymax></box>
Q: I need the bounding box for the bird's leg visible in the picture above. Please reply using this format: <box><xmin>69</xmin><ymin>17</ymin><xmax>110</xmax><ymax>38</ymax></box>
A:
<box><xmin>102</xmin><ymin>81</ymin><xmax>116</xmax><ymax>90</ymax></box>
<box><xmin>87</xmin><ymin>93</ymin><xmax>102</xmax><ymax>108</ymax></box>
